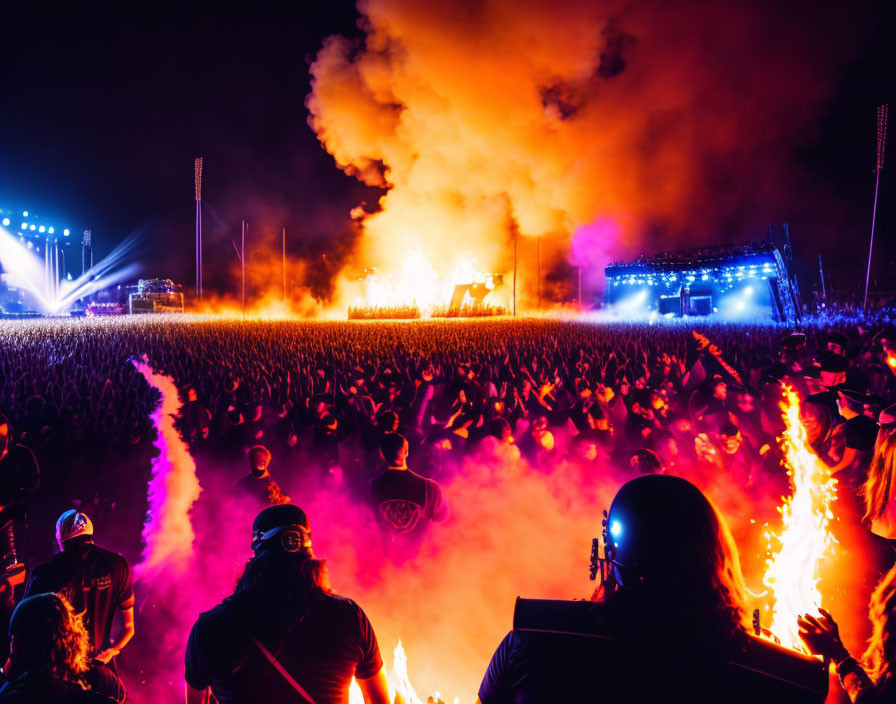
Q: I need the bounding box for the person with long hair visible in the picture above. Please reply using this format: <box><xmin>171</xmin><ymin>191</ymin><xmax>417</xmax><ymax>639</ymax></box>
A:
<box><xmin>798</xmin><ymin>563</ymin><xmax>896</xmax><ymax>702</ymax></box>
<box><xmin>184</xmin><ymin>504</ymin><xmax>390</xmax><ymax>704</ymax></box>
<box><xmin>862</xmin><ymin>407</ymin><xmax>896</xmax><ymax>546</ymax></box>
<box><xmin>476</xmin><ymin>475</ymin><xmax>827</xmax><ymax>703</ymax></box>
<box><xmin>0</xmin><ymin>592</ymin><xmax>115</xmax><ymax>703</ymax></box>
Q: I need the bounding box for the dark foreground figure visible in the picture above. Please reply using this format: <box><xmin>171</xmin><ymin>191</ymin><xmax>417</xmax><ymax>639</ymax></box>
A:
<box><xmin>477</xmin><ymin>475</ymin><xmax>828</xmax><ymax>704</ymax></box>
<box><xmin>184</xmin><ymin>504</ymin><xmax>390</xmax><ymax>704</ymax></box>
<box><xmin>0</xmin><ymin>592</ymin><xmax>122</xmax><ymax>703</ymax></box>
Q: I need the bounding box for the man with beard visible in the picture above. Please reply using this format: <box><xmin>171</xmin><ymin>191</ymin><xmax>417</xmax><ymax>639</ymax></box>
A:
<box><xmin>0</xmin><ymin>414</ymin><xmax>40</xmax><ymax>582</ymax></box>
<box><xmin>184</xmin><ymin>505</ymin><xmax>389</xmax><ymax>704</ymax></box>
<box><xmin>236</xmin><ymin>445</ymin><xmax>290</xmax><ymax>506</ymax></box>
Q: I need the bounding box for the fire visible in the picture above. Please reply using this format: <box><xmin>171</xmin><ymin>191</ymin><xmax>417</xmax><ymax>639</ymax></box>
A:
<box><xmin>355</xmin><ymin>251</ymin><xmax>501</xmax><ymax>313</ymax></box>
<box><xmin>761</xmin><ymin>385</ymin><xmax>838</xmax><ymax>651</ymax></box>
<box><xmin>348</xmin><ymin>640</ymin><xmax>457</xmax><ymax>704</ymax></box>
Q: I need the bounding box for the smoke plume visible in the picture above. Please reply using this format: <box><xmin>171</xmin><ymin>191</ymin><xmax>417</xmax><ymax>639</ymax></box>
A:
<box><xmin>132</xmin><ymin>357</ymin><xmax>202</xmax><ymax>578</ymax></box>
<box><xmin>307</xmin><ymin>0</ymin><xmax>867</xmax><ymax>306</ymax></box>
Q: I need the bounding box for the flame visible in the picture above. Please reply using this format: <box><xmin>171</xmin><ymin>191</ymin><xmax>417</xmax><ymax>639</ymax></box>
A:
<box><xmin>348</xmin><ymin>640</ymin><xmax>456</xmax><ymax>704</ymax></box>
<box><xmin>356</xmin><ymin>251</ymin><xmax>498</xmax><ymax>312</ymax></box>
<box><xmin>761</xmin><ymin>385</ymin><xmax>837</xmax><ymax>651</ymax></box>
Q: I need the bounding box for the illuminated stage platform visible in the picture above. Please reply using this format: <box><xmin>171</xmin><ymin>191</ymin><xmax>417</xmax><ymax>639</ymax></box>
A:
<box><xmin>603</xmin><ymin>241</ymin><xmax>800</xmax><ymax>321</ymax></box>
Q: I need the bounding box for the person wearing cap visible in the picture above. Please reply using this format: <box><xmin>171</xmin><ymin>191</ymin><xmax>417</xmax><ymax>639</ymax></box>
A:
<box><xmin>0</xmin><ymin>413</ymin><xmax>40</xmax><ymax>578</ymax></box>
<box><xmin>25</xmin><ymin>510</ymin><xmax>135</xmax><ymax>667</ymax></box>
<box><xmin>829</xmin><ymin>388</ymin><xmax>880</xmax><ymax>496</ymax></box>
<box><xmin>184</xmin><ymin>504</ymin><xmax>389</xmax><ymax>704</ymax></box>
<box><xmin>0</xmin><ymin>592</ymin><xmax>119</xmax><ymax>703</ymax></box>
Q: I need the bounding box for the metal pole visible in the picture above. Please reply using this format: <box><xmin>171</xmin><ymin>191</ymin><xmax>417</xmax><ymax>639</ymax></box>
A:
<box><xmin>241</xmin><ymin>221</ymin><xmax>246</xmax><ymax>317</ymax></box>
<box><xmin>282</xmin><ymin>227</ymin><xmax>286</xmax><ymax>302</ymax></box>
<box><xmin>54</xmin><ymin>241</ymin><xmax>59</xmax><ymax>301</ymax></box>
<box><xmin>513</xmin><ymin>229</ymin><xmax>517</xmax><ymax>316</ymax></box>
<box><xmin>864</xmin><ymin>168</ymin><xmax>882</xmax><ymax>313</ymax></box>
<box><xmin>578</xmin><ymin>266</ymin><xmax>582</xmax><ymax>308</ymax></box>
<box><xmin>195</xmin><ymin>157</ymin><xmax>203</xmax><ymax>299</ymax></box>
<box><xmin>864</xmin><ymin>104</ymin><xmax>888</xmax><ymax>314</ymax></box>
<box><xmin>537</xmin><ymin>236</ymin><xmax>541</xmax><ymax>311</ymax></box>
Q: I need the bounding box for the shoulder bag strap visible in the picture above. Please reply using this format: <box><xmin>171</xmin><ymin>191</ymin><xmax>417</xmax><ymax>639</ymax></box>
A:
<box><xmin>246</xmin><ymin>632</ymin><xmax>319</xmax><ymax>704</ymax></box>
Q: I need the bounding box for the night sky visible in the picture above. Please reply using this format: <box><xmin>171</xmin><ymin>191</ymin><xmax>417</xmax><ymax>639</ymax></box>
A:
<box><xmin>0</xmin><ymin>0</ymin><xmax>893</xmax><ymax>299</ymax></box>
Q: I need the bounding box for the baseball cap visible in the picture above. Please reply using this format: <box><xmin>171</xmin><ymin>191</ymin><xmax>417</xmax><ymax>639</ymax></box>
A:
<box><xmin>55</xmin><ymin>510</ymin><xmax>94</xmax><ymax>549</ymax></box>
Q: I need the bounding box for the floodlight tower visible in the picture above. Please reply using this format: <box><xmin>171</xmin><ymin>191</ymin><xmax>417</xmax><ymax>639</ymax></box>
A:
<box><xmin>82</xmin><ymin>230</ymin><xmax>93</xmax><ymax>275</ymax></box>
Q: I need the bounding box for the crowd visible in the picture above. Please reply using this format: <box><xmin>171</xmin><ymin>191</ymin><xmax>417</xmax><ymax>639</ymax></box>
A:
<box><xmin>0</xmin><ymin>315</ymin><xmax>895</xmax><ymax>701</ymax></box>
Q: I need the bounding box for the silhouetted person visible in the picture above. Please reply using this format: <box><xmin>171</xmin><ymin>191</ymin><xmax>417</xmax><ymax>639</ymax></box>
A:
<box><xmin>799</xmin><ymin>563</ymin><xmax>896</xmax><ymax>702</ymax></box>
<box><xmin>184</xmin><ymin>504</ymin><xmax>390</xmax><ymax>704</ymax></box>
<box><xmin>0</xmin><ymin>413</ymin><xmax>39</xmax><ymax>580</ymax></box>
<box><xmin>0</xmin><ymin>592</ymin><xmax>118</xmax><ymax>703</ymax></box>
<box><xmin>26</xmin><ymin>511</ymin><xmax>135</xmax><ymax>668</ymax></box>
<box><xmin>477</xmin><ymin>475</ymin><xmax>828</xmax><ymax>703</ymax></box>
<box><xmin>369</xmin><ymin>433</ymin><xmax>448</xmax><ymax>559</ymax></box>
<box><xmin>236</xmin><ymin>445</ymin><xmax>290</xmax><ymax>506</ymax></box>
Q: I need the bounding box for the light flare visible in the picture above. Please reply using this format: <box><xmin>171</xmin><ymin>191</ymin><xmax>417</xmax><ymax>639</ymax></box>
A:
<box><xmin>761</xmin><ymin>385</ymin><xmax>837</xmax><ymax>651</ymax></box>
<box><xmin>0</xmin><ymin>225</ymin><xmax>141</xmax><ymax>314</ymax></box>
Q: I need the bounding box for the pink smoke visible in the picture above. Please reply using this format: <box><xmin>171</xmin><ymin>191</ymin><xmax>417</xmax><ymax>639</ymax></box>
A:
<box><xmin>131</xmin><ymin>357</ymin><xmax>202</xmax><ymax>579</ymax></box>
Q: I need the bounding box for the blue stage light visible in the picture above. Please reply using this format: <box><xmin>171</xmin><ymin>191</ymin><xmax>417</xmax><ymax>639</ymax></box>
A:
<box><xmin>29</xmin><ymin>224</ymin><xmax>36</xmax><ymax>230</ymax></box>
<box><xmin>64</xmin><ymin>229</ymin><xmax>70</xmax><ymax>236</ymax></box>
<box><xmin>38</xmin><ymin>225</ymin><xmax>45</xmax><ymax>233</ymax></box>
<box><xmin>48</xmin><ymin>227</ymin><xmax>54</xmax><ymax>234</ymax></box>
<box><xmin>22</xmin><ymin>211</ymin><xmax>28</xmax><ymax>217</ymax></box>
<box><xmin>1</xmin><ymin>218</ymin><xmax>8</xmax><ymax>226</ymax></box>
<box><xmin>21</xmin><ymin>222</ymin><xmax>27</xmax><ymax>229</ymax></box>
<box><xmin>609</xmin><ymin>520</ymin><xmax>623</xmax><ymax>538</ymax></box>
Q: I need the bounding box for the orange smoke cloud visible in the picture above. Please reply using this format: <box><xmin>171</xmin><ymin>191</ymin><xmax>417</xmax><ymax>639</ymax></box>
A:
<box><xmin>307</xmin><ymin>0</ymin><xmax>867</xmax><ymax>308</ymax></box>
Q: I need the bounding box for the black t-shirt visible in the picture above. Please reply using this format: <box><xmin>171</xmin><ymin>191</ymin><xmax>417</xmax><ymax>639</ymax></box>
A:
<box><xmin>26</xmin><ymin>541</ymin><xmax>134</xmax><ymax>650</ymax></box>
<box><xmin>236</xmin><ymin>473</ymin><xmax>284</xmax><ymax>506</ymax></box>
<box><xmin>480</xmin><ymin>616</ymin><xmax>827</xmax><ymax>704</ymax></box>
<box><xmin>0</xmin><ymin>443</ymin><xmax>40</xmax><ymax>516</ymax></box>
<box><xmin>369</xmin><ymin>469</ymin><xmax>448</xmax><ymax>547</ymax></box>
<box><xmin>184</xmin><ymin>592</ymin><xmax>382</xmax><ymax>704</ymax></box>
<box><xmin>844</xmin><ymin>415</ymin><xmax>879</xmax><ymax>452</ymax></box>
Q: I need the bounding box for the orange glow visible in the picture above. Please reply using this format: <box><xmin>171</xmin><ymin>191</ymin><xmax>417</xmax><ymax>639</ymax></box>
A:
<box><xmin>887</xmin><ymin>355</ymin><xmax>896</xmax><ymax>369</ymax></box>
<box><xmin>348</xmin><ymin>641</ymin><xmax>458</xmax><ymax>704</ymax></box>
<box><xmin>348</xmin><ymin>252</ymin><xmax>505</xmax><ymax>313</ymax></box>
<box><xmin>761</xmin><ymin>385</ymin><xmax>838</xmax><ymax>652</ymax></box>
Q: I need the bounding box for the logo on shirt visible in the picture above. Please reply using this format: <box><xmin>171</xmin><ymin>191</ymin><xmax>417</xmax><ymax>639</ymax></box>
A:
<box><xmin>378</xmin><ymin>500</ymin><xmax>422</xmax><ymax>533</ymax></box>
<box><xmin>94</xmin><ymin>574</ymin><xmax>112</xmax><ymax>590</ymax></box>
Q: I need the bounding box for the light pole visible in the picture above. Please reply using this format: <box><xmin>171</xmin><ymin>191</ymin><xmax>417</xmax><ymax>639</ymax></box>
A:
<box><xmin>863</xmin><ymin>104</ymin><xmax>888</xmax><ymax>313</ymax></box>
<box><xmin>195</xmin><ymin>157</ymin><xmax>203</xmax><ymax>299</ymax></box>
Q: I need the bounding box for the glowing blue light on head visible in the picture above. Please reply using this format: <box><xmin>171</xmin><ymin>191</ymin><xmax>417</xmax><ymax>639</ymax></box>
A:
<box><xmin>610</xmin><ymin>520</ymin><xmax>623</xmax><ymax>538</ymax></box>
